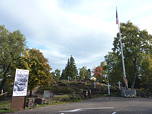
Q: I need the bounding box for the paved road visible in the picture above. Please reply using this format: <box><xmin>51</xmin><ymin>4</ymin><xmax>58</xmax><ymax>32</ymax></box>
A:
<box><xmin>9</xmin><ymin>97</ymin><xmax>152</xmax><ymax>114</ymax></box>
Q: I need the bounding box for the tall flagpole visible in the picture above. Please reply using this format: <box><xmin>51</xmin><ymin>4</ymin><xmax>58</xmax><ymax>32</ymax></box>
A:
<box><xmin>116</xmin><ymin>8</ymin><xmax>128</xmax><ymax>89</ymax></box>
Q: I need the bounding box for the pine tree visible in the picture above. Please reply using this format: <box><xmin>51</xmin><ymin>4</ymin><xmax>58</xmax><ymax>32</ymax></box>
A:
<box><xmin>61</xmin><ymin>69</ymin><xmax>66</xmax><ymax>80</ymax></box>
<box><xmin>87</xmin><ymin>69</ymin><xmax>92</xmax><ymax>79</ymax></box>
<box><xmin>61</xmin><ymin>56</ymin><xmax>78</xmax><ymax>80</ymax></box>
<box><xmin>69</xmin><ymin>56</ymin><xmax>78</xmax><ymax>80</ymax></box>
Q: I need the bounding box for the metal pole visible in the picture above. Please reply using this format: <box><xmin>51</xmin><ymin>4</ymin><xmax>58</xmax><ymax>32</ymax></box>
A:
<box><xmin>118</xmin><ymin>81</ymin><xmax>121</xmax><ymax>90</ymax></box>
<box><xmin>68</xmin><ymin>76</ymin><xmax>69</xmax><ymax>82</ymax></box>
<box><xmin>107</xmin><ymin>82</ymin><xmax>110</xmax><ymax>95</ymax></box>
<box><xmin>118</xmin><ymin>22</ymin><xmax>128</xmax><ymax>89</ymax></box>
<box><xmin>106</xmin><ymin>74</ymin><xmax>111</xmax><ymax>95</ymax></box>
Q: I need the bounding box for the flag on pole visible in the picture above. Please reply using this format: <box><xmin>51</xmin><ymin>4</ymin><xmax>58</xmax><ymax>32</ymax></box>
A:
<box><xmin>116</xmin><ymin>9</ymin><xmax>119</xmax><ymax>24</ymax></box>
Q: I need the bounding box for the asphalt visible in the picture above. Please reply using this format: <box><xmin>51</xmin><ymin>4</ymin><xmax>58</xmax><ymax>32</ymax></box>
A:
<box><xmin>7</xmin><ymin>97</ymin><xmax>152</xmax><ymax>114</ymax></box>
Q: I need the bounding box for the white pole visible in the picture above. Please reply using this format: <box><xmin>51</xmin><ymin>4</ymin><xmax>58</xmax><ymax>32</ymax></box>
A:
<box><xmin>118</xmin><ymin>81</ymin><xmax>121</xmax><ymax>90</ymax></box>
<box><xmin>117</xmin><ymin>10</ymin><xmax>128</xmax><ymax>89</ymax></box>
<box><xmin>68</xmin><ymin>76</ymin><xmax>69</xmax><ymax>82</ymax></box>
<box><xmin>107</xmin><ymin>82</ymin><xmax>110</xmax><ymax>95</ymax></box>
<box><xmin>1</xmin><ymin>89</ymin><xmax>3</xmax><ymax>94</ymax></box>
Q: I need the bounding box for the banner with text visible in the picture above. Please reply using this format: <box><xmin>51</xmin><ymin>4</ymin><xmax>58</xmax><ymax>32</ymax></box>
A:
<box><xmin>13</xmin><ymin>69</ymin><xmax>29</xmax><ymax>96</ymax></box>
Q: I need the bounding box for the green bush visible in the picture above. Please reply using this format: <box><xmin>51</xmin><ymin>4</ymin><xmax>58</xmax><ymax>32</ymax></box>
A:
<box><xmin>52</xmin><ymin>95</ymin><xmax>71</xmax><ymax>101</ymax></box>
<box><xmin>51</xmin><ymin>86</ymin><xmax>74</xmax><ymax>94</ymax></box>
<box><xmin>110</xmin><ymin>86</ymin><xmax>120</xmax><ymax>96</ymax></box>
<box><xmin>137</xmin><ymin>88</ymin><xmax>152</xmax><ymax>97</ymax></box>
<box><xmin>69</xmin><ymin>94</ymin><xmax>81</xmax><ymax>102</ymax></box>
<box><xmin>40</xmin><ymin>80</ymin><xmax>122</xmax><ymax>99</ymax></box>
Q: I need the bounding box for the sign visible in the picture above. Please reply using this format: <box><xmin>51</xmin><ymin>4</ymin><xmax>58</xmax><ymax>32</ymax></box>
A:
<box><xmin>13</xmin><ymin>69</ymin><xmax>29</xmax><ymax>96</ymax></box>
<box><xmin>43</xmin><ymin>90</ymin><xmax>54</xmax><ymax>98</ymax></box>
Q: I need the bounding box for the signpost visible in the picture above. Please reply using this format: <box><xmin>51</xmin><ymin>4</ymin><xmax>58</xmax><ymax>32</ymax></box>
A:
<box><xmin>107</xmin><ymin>82</ymin><xmax>111</xmax><ymax>95</ymax></box>
<box><xmin>11</xmin><ymin>69</ymin><xmax>29</xmax><ymax>111</ymax></box>
<box><xmin>118</xmin><ymin>81</ymin><xmax>121</xmax><ymax>90</ymax></box>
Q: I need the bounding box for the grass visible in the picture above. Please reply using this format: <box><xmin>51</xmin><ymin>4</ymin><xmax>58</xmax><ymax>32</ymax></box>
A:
<box><xmin>0</xmin><ymin>95</ymin><xmax>74</xmax><ymax>112</ymax></box>
<box><xmin>0</xmin><ymin>100</ymin><xmax>11</xmax><ymax>113</ymax></box>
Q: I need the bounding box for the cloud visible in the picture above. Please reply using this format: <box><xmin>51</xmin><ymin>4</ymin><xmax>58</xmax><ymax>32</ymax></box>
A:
<box><xmin>0</xmin><ymin>0</ymin><xmax>152</xmax><ymax>71</ymax></box>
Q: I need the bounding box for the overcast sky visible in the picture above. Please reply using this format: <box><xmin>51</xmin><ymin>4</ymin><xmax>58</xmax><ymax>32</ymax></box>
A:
<box><xmin>0</xmin><ymin>0</ymin><xmax>152</xmax><ymax>70</ymax></box>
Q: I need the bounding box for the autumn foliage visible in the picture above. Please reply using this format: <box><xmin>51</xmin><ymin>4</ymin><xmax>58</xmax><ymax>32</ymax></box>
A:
<box><xmin>93</xmin><ymin>66</ymin><xmax>103</xmax><ymax>77</ymax></box>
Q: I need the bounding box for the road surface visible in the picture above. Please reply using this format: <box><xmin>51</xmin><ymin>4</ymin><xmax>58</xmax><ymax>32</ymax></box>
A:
<box><xmin>9</xmin><ymin>97</ymin><xmax>152</xmax><ymax>114</ymax></box>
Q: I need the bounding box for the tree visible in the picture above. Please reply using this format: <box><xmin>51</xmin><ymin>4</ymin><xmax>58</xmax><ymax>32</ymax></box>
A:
<box><xmin>68</xmin><ymin>56</ymin><xmax>78</xmax><ymax>80</ymax></box>
<box><xmin>79</xmin><ymin>66</ymin><xmax>90</xmax><ymax>81</ymax></box>
<box><xmin>17</xmin><ymin>49</ymin><xmax>54</xmax><ymax>96</ymax></box>
<box><xmin>61</xmin><ymin>69</ymin><xmax>66</xmax><ymax>80</ymax></box>
<box><xmin>104</xmin><ymin>52</ymin><xmax>122</xmax><ymax>84</ymax></box>
<box><xmin>52</xmin><ymin>69</ymin><xmax>61</xmax><ymax>80</ymax></box>
<box><xmin>140</xmin><ymin>55</ymin><xmax>152</xmax><ymax>90</ymax></box>
<box><xmin>87</xmin><ymin>69</ymin><xmax>92</xmax><ymax>79</ymax></box>
<box><xmin>61</xmin><ymin>56</ymin><xmax>78</xmax><ymax>80</ymax></box>
<box><xmin>93</xmin><ymin>66</ymin><xmax>103</xmax><ymax>82</ymax></box>
<box><xmin>60</xmin><ymin>59</ymin><xmax>70</xmax><ymax>80</ymax></box>
<box><xmin>0</xmin><ymin>26</ymin><xmax>25</xmax><ymax>92</ymax></box>
<box><xmin>106</xmin><ymin>21</ymin><xmax>152</xmax><ymax>88</ymax></box>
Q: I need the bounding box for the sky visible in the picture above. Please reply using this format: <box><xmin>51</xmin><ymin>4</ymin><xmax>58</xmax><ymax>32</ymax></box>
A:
<box><xmin>0</xmin><ymin>0</ymin><xmax>152</xmax><ymax>71</ymax></box>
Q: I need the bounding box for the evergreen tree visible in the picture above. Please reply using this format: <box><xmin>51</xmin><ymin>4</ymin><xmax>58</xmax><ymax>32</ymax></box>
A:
<box><xmin>87</xmin><ymin>69</ymin><xmax>92</xmax><ymax>79</ymax></box>
<box><xmin>68</xmin><ymin>56</ymin><xmax>78</xmax><ymax>80</ymax></box>
<box><xmin>61</xmin><ymin>56</ymin><xmax>78</xmax><ymax>80</ymax></box>
<box><xmin>61</xmin><ymin>69</ymin><xmax>66</xmax><ymax>80</ymax></box>
<box><xmin>61</xmin><ymin>59</ymin><xmax>70</xmax><ymax>80</ymax></box>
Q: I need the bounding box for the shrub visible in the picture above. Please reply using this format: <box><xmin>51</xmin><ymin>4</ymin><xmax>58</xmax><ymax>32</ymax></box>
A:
<box><xmin>137</xmin><ymin>88</ymin><xmax>152</xmax><ymax>97</ymax></box>
<box><xmin>52</xmin><ymin>95</ymin><xmax>71</xmax><ymax>102</ymax></box>
<box><xmin>69</xmin><ymin>93</ymin><xmax>81</xmax><ymax>102</ymax></box>
<box><xmin>51</xmin><ymin>86</ymin><xmax>74</xmax><ymax>94</ymax></box>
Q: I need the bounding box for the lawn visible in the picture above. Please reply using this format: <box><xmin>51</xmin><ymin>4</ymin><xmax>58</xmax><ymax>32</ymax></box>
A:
<box><xmin>0</xmin><ymin>100</ymin><xmax>11</xmax><ymax>113</ymax></box>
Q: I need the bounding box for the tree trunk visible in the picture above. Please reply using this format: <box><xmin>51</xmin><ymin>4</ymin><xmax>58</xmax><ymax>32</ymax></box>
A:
<box><xmin>131</xmin><ymin>59</ymin><xmax>137</xmax><ymax>89</ymax></box>
<box><xmin>131</xmin><ymin>75</ymin><xmax>137</xmax><ymax>89</ymax></box>
<box><xmin>0</xmin><ymin>72</ymin><xmax>7</xmax><ymax>92</ymax></box>
<box><xmin>0</xmin><ymin>78</ymin><xmax>6</xmax><ymax>92</ymax></box>
<box><xmin>29</xmin><ymin>90</ymin><xmax>32</xmax><ymax>96</ymax></box>
<box><xmin>0</xmin><ymin>64</ymin><xmax>11</xmax><ymax>92</ymax></box>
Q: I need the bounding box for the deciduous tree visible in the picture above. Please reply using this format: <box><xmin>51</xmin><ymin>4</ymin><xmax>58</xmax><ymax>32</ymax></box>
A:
<box><xmin>17</xmin><ymin>49</ymin><xmax>54</xmax><ymax>96</ymax></box>
<box><xmin>105</xmin><ymin>22</ymin><xmax>152</xmax><ymax>88</ymax></box>
<box><xmin>79</xmin><ymin>66</ymin><xmax>89</xmax><ymax>81</ymax></box>
<box><xmin>0</xmin><ymin>26</ymin><xmax>25</xmax><ymax>92</ymax></box>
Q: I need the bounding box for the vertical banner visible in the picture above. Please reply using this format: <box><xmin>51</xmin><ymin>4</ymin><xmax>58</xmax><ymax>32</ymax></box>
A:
<box><xmin>13</xmin><ymin>69</ymin><xmax>29</xmax><ymax>96</ymax></box>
